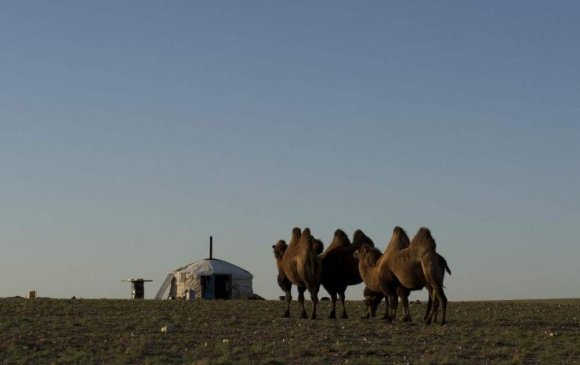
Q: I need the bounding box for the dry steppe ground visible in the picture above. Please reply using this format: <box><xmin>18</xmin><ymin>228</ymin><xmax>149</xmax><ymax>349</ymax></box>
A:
<box><xmin>0</xmin><ymin>297</ymin><xmax>578</xmax><ymax>364</ymax></box>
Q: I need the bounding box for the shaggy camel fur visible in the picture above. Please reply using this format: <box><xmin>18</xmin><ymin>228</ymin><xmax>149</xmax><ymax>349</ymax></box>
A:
<box><xmin>277</xmin><ymin>227</ymin><xmax>323</xmax><ymax>319</ymax></box>
<box><xmin>320</xmin><ymin>229</ymin><xmax>374</xmax><ymax>319</ymax></box>
<box><xmin>356</xmin><ymin>226</ymin><xmax>451</xmax><ymax>325</ymax></box>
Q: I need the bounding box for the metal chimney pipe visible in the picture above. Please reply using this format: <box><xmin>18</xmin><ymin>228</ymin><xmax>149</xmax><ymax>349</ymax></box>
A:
<box><xmin>210</xmin><ymin>236</ymin><xmax>213</xmax><ymax>260</ymax></box>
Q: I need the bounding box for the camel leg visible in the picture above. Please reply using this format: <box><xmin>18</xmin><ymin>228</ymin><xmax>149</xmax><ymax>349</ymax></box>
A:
<box><xmin>298</xmin><ymin>287</ymin><xmax>307</xmax><ymax>319</ymax></box>
<box><xmin>435</xmin><ymin>287</ymin><xmax>448</xmax><ymax>325</ymax></box>
<box><xmin>328</xmin><ymin>291</ymin><xmax>337</xmax><ymax>319</ymax></box>
<box><xmin>424</xmin><ymin>287</ymin><xmax>433</xmax><ymax>321</ymax></box>
<box><xmin>284</xmin><ymin>289</ymin><xmax>292</xmax><ymax>318</ymax></box>
<box><xmin>399</xmin><ymin>289</ymin><xmax>412</xmax><ymax>322</ymax></box>
<box><xmin>370</xmin><ymin>293</ymin><xmax>381</xmax><ymax>318</ymax></box>
<box><xmin>309</xmin><ymin>286</ymin><xmax>319</xmax><ymax>320</ymax></box>
<box><xmin>362</xmin><ymin>295</ymin><xmax>371</xmax><ymax>319</ymax></box>
<box><xmin>362</xmin><ymin>288</ymin><xmax>375</xmax><ymax>319</ymax></box>
<box><xmin>382</xmin><ymin>292</ymin><xmax>396</xmax><ymax>322</ymax></box>
<box><xmin>372</xmin><ymin>292</ymin><xmax>384</xmax><ymax>318</ymax></box>
<box><xmin>368</xmin><ymin>299</ymin><xmax>375</xmax><ymax>318</ymax></box>
<box><xmin>425</xmin><ymin>289</ymin><xmax>440</xmax><ymax>325</ymax></box>
<box><xmin>381</xmin><ymin>292</ymin><xmax>390</xmax><ymax>321</ymax></box>
<box><xmin>390</xmin><ymin>294</ymin><xmax>399</xmax><ymax>322</ymax></box>
<box><xmin>339</xmin><ymin>291</ymin><xmax>348</xmax><ymax>319</ymax></box>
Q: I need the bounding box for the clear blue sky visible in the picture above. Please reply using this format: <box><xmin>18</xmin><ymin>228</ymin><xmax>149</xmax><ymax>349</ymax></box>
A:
<box><xmin>1</xmin><ymin>1</ymin><xmax>579</xmax><ymax>300</ymax></box>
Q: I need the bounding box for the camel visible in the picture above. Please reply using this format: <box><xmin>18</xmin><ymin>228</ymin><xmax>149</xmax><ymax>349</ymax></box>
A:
<box><xmin>319</xmin><ymin>229</ymin><xmax>375</xmax><ymax>319</ymax></box>
<box><xmin>405</xmin><ymin>227</ymin><xmax>451</xmax><ymax>323</ymax></box>
<box><xmin>354</xmin><ymin>227</ymin><xmax>409</xmax><ymax>322</ymax></box>
<box><xmin>272</xmin><ymin>240</ymin><xmax>292</xmax><ymax>315</ymax></box>
<box><xmin>276</xmin><ymin>227</ymin><xmax>323</xmax><ymax>319</ymax></box>
<box><xmin>356</xmin><ymin>226</ymin><xmax>451</xmax><ymax>325</ymax></box>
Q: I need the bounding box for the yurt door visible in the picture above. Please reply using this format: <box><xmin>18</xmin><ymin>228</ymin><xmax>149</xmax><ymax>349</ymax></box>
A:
<box><xmin>201</xmin><ymin>275</ymin><xmax>214</xmax><ymax>299</ymax></box>
<box><xmin>214</xmin><ymin>274</ymin><xmax>232</xmax><ymax>299</ymax></box>
<box><xmin>200</xmin><ymin>274</ymin><xmax>232</xmax><ymax>299</ymax></box>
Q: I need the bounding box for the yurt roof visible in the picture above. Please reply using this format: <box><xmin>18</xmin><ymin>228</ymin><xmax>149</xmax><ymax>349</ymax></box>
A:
<box><xmin>173</xmin><ymin>258</ymin><xmax>253</xmax><ymax>279</ymax></box>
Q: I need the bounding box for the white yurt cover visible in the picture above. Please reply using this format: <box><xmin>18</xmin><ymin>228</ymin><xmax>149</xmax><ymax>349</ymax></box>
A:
<box><xmin>169</xmin><ymin>258</ymin><xmax>253</xmax><ymax>299</ymax></box>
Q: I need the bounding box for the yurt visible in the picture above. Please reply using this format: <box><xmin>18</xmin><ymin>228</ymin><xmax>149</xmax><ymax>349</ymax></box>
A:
<box><xmin>155</xmin><ymin>238</ymin><xmax>253</xmax><ymax>300</ymax></box>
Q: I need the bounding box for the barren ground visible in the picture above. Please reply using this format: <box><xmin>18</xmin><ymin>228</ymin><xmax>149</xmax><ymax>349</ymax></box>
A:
<box><xmin>0</xmin><ymin>297</ymin><xmax>578</xmax><ymax>364</ymax></box>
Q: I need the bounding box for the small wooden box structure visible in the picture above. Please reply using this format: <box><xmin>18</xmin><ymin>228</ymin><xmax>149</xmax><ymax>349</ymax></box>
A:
<box><xmin>123</xmin><ymin>278</ymin><xmax>153</xmax><ymax>299</ymax></box>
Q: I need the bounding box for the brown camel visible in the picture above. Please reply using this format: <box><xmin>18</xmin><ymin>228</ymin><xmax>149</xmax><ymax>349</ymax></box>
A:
<box><xmin>356</xmin><ymin>226</ymin><xmax>451</xmax><ymax>325</ymax></box>
<box><xmin>272</xmin><ymin>239</ymin><xmax>292</xmax><ymax>315</ymax></box>
<box><xmin>277</xmin><ymin>227</ymin><xmax>323</xmax><ymax>319</ymax></box>
<box><xmin>320</xmin><ymin>229</ymin><xmax>375</xmax><ymax>319</ymax></box>
<box><xmin>354</xmin><ymin>226</ymin><xmax>410</xmax><ymax>322</ymax></box>
<box><xmin>405</xmin><ymin>227</ymin><xmax>451</xmax><ymax>323</ymax></box>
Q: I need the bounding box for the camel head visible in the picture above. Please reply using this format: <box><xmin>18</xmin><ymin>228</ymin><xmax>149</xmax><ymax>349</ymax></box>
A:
<box><xmin>272</xmin><ymin>240</ymin><xmax>288</xmax><ymax>260</ymax></box>
<box><xmin>354</xmin><ymin>244</ymin><xmax>382</xmax><ymax>268</ymax></box>
<box><xmin>352</xmin><ymin>229</ymin><xmax>375</xmax><ymax>248</ymax></box>
<box><xmin>311</xmin><ymin>238</ymin><xmax>324</xmax><ymax>255</ymax></box>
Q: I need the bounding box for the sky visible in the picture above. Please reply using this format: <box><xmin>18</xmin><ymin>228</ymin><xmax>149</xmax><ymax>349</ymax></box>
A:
<box><xmin>1</xmin><ymin>1</ymin><xmax>579</xmax><ymax>301</ymax></box>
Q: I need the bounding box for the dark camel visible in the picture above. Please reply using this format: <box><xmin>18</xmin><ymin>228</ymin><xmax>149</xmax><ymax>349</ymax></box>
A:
<box><xmin>320</xmin><ymin>229</ymin><xmax>375</xmax><ymax>319</ymax></box>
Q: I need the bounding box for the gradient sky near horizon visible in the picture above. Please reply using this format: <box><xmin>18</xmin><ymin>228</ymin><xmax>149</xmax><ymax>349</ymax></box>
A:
<box><xmin>1</xmin><ymin>1</ymin><xmax>579</xmax><ymax>301</ymax></box>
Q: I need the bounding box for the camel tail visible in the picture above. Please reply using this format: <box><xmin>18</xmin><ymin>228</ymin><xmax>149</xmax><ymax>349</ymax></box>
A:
<box><xmin>440</xmin><ymin>255</ymin><xmax>451</xmax><ymax>275</ymax></box>
<box><xmin>310</xmin><ymin>254</ymin><xmax>321</xmax><ymax>289</ymax></box>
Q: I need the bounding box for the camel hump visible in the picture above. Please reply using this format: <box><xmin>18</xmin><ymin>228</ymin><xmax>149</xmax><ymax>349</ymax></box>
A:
<box><xmin>384</xmin><ymin>226</ymin><xmax>410</xmax><ymax>254</ymax></box>
<box><xmin>297</xmin><ymin>227</ymin><xmax>314</xmax><ymax>248</ymax></box>
<box><xmin>410</xmin><ymin>227</ymin><xmax>437</xmax><ymax>252</ymax></box>
<box><xmin>289</xmin><ymin>227</ymin><xmax>302</xmax><ymax>245</ymax></box>
<box><xmin>393</xmin><ymin>226</ymin><xmax>407</xmax><ymax>238</ymax></box>
<box><xmin>322</xmin><ymin>229</ymin><xmax>350</xmax><ymax>256</ymax></box>
<box><xmin>334</xmin><ymin>228</ymin><xmax>347</xmax><ymax>238</ymax></box>
<box><xmin>352</xmin><ymin>229</ymin><xmax>375</xmax><ymax>248</ymax></box>
<box><xmin>396</xmin><ymin>226</ymin><xmax>410</xmax><ymax>244</ymax></box>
